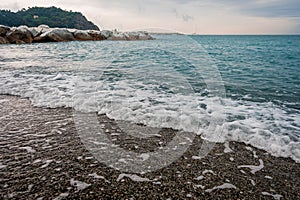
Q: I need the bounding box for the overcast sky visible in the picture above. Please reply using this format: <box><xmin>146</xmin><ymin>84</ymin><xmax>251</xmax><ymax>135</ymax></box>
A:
<box><xmin>1</xmin><ymin>0</ymin><xmax>300</xmax><ymax>34</ymax></box>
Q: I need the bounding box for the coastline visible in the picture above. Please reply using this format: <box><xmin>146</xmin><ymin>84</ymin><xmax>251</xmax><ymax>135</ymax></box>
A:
<box><xmin>0</xmin><ymin>25</ymin><xmax>154</xmax><ymax>45</ymax></box>
<box><xmin>0</xmin><ymin>94</ymin><xmax>299</xmax><ymax>199</ymax></box>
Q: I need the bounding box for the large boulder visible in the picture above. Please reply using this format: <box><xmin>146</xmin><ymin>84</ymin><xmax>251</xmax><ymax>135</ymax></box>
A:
<box><xmin>0</xmin><ymin>36</ymin><xmax>8</xmax><ymax>44</ymax></box>
<box><xmin>38</xmin><ymin>24</ymin><xmax>50</xmax><ymax>29</ymax></box>
<box><xmin>29</xmin><ymin>24</ymin><xmax>52</xmax><ymax>38</ymax></box>
<box><xmin>15</xmin><ymin>40</ymin><xmax>26</xmax><ymax>44</ymax></box>
<box><xmin>6</xmin><ymin>26</ymin><xmax>33</xmax><ymax>44</ymax></box>
<box><xmin>107</xmin><ymin>30</ymin><xmax>153</xmax><ymax>41</ymax></box>
<box><xmin>34</xmin><ymin>29</ymin><xmax>75</xmax><ymax>42</ymax></box>
<box><xmin>29</xmin><ymin>25</ymin><xmax>53</xmax><ymax>38</ymax></box>
<box><xmin>66</xmin><ymin>28</ymin><xmax>77</xmax><ymax>34</ymax></box>
<box><xmin>0</xmin><ymin>25</ymin><xmax>10</xmax><ymax>37</ymax></box>
<box><xmin>28</xmin><ymin>27</ymin><xmax>42</xmax><ymax>38</ymax></box>
<box><xmin>73</xmin><ymin>30</ymin><xmax>93</xmax><ymax>41</ymax></box>
<box><xmin>135</xmin><ymin>31</ymin><xmax>153</xmax><ymax>40</ymax></box>
<box><xmin>0</xmin><ymin>25</ymin><xmax>154</xmax><ymax>44</ymax></box>
<box><xmin>47</xmin><ymin>29</ymin><xmax>75</xmax><ymax>42</ymax></box>
<box><xmin>123</xmin><ymin>32</ymin><xmax>154</xmax><ymax>41</ymax></box>
<box><xmin>87</xmin><ymin>30</ymin><xmax>106</xmax><ymax>40</ymax></box>
<box><xmin>108</xmin><ymin>32</ymin><xmax>128</xmax><ymax>41</ymax></box>
<box><xmin>100</xmin><ymin>30</ymin><xmax>113</xmax><ymax>39</ymax></box>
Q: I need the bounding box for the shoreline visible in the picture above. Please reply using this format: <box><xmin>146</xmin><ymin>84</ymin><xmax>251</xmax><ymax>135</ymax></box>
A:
<box><xmin>0</xmin><ymin>25</ymin><xmax>154</xmax><ymax>45</ymax></box>
<box><xmin>0</xmin><ymin>94</ymin><xmax>299</xmax><ymax>199</ymax></box>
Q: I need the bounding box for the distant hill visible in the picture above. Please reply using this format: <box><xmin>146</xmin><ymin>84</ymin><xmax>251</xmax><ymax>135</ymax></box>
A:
<box><xmin>0</xmin><ymin>6</ymin><xmax>99</xmax><ymax>30</ymax></box>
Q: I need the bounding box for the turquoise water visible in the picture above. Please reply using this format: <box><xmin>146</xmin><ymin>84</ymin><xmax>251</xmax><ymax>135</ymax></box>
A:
<box><xmin>0</xmin><ymin>34</ymin><xmax>299</xmax><ymax>161</ymax></box>
<box><xmin>193</xmin><ymin>35</ymin><xmax>300</xmax><ymax>110</ymax></box>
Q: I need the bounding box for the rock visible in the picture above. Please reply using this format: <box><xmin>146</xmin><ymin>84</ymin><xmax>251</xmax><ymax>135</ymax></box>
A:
<box><xmin>100</xmin><ymin>30</ymin><xmax>113</xmax><ymax>39</ymax></box>
<box><xmin>108</xmin><ymin>31</ymin><xmax>153</xmax><ymax>41</ymax></box>
<box><xmin>47</xmin><ymin>29</ymin><xmax>75</xmax><ymax>42</ymax></box>
<box><xmin>0</xmin><ymin>25</ymin><xmax>154</xmax><ymax>44</ymax></box>
<box><xmin>73</xmin><ymin>30</ymin><xmax>93</xmax><ymax>41</ymax></box>
<box><xmin>29</xmin><ymin>25</ymin><xmax>53</xmax><ymax>38</ymax></box>
<box><xmin>126</xmin><ymin>32</ymin><xmax>154</xmax><ymax>40</ymax></box>
<box><xmin>29</xmin><ymin>24</ymin><xmax>52</xmax><ymax>38</ymax></box>
<box><xmin>17</xmin><ymin>25</ymin><xmax>29</xmax><ymax>30</ymax></box>
<box><xmin>28</xmin><ymin>28</ymin><xmax>42</xmax><ymax>38</ymax></box>
<box><xmin>6</xmin><ymin>26</ymin><xmax>33</xmax><ymax>44</ymax></box>
<box><xmin>0</xmin><ymin>25</ymin><xmax>10</xmax><ymax>36</ymax></box>
<box><xmin>36</xmin><ymin>29</ymin><xmax>75</xmax><ymax>42</ymax></box>
<box><xmin>37</xmin><ymin>25</ymin><xmax>51</xmax><ymax>34</ymax></box>
<box><xmin>125</xmin><ymin>32</ymin><xmax>140</xmax><ymax>40</ymax></box>
<box><xmin>0</xmin><ymin>36</ymin><xmax>8</xmax><ymax>44</ymax></box>
<box><xmin>15</xmin><ymin>40</ymin><xmax>26</xmax><ymax>44</ymax></box>
<box><xmin>108</xmin><ymin>32</ymin><xmax>128</xmax><ymax>41</ymax></box>
<box><xmin>66</xmin><ymin>29</ymin><xmax>77</xmax><ymax>34</ymax></box>
<box><xmin>87</xmin><ymin>30</ymin><xmax>106</xmax><ymax>40</ymax></box>
<box><xmin>136</xmin><ymin>32</ymin><xmax>153</xmax><ymax>40</ymax></box>
<box><xmin>38</xmin><ymin>24</ymin><xmax>50</xmax><ymax>29</ymax></box>
<box><xmin>32</xmin><ymin>36</ymin><xmax>43</xmax><ymax>43</ymax></box>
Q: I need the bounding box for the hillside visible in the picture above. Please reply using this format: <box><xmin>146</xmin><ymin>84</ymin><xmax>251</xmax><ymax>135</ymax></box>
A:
<box><xmin>0</xmin><ymin>6</ymin><xmax>99</xmax><ymax>30</ymax></box>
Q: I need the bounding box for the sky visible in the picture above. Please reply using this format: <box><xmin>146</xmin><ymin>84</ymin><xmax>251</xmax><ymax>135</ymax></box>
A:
<box><xmin>1</xmin><ymin>0</ymin><xmax>300</xmax><ymax>34</ymax></box>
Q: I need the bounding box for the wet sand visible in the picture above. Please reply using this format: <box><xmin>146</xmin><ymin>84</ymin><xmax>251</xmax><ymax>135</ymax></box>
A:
<box><xmin>0</xmin><ymin>95</ymin><xmax>299</xmax><ymax>199</ymax></box>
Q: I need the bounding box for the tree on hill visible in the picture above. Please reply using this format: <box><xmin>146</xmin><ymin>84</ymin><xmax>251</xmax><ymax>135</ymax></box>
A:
<box><xmin>0</xmin><ymin>6</ymin><xmax>99</xmax><ymax>30</ymax></box>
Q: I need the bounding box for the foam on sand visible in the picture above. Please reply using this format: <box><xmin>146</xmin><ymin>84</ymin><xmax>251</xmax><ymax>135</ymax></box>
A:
<box><xmin>205</xmin><ymin>183</ymin><xmax>237</xmax><ymax>193</ymax></box>
<box><xmin>0</xmin><ymin>163</ymin><xmax>7</xmax><ymax>169</ymax></box>
<box><xmin>238</xmin><ymin>159</ymin><xmax>264</xmax><ymax>174</ymax></box>
<box><xmin>88</xmin><ymin>173</ymin><xmax>110</xmax><ymax>183</ymax></box>
<box><xmin>117</xmin><ymin>174</ymin><xmax>151</xmax><ymax>182</ymax></box>
<box><xmin>262</xmin><ymin>192</ymin><xmax>283</xmax><ymax>200</ymax></box>
<box><xmin>19</xmin><ymin>146</ymin><xmax>36</xmax><ymax>153</ymax></box>
<box><xmin>70</xmin><ymin>179</ymin><xmax>91</xmax><ymax>191</ymax></box>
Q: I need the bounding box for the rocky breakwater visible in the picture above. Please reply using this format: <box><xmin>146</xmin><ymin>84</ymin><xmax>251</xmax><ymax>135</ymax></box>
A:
<box><xmin>0</xmin><ymin>25</ymin><xmax>154</xmax><ymax>44</ymax></box>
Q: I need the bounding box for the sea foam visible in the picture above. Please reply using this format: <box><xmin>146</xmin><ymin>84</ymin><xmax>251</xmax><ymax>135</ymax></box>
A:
<box><xmin>0</xmin><ymin>35</ymin><xmax>299</xmax><ymax>162</ymax></box>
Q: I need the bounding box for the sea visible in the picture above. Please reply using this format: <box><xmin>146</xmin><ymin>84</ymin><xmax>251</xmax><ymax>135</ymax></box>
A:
<box><xmin>0</xmin><ymin>34</ymin><xmax>299</xmax><ymax>162</ymax></box>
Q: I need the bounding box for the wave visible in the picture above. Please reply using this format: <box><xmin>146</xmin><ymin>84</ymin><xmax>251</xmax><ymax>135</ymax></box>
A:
<box><xmin>0</xmin><ymin>69</ymin><xmax>299</xmax><ymax>162</ymax></box>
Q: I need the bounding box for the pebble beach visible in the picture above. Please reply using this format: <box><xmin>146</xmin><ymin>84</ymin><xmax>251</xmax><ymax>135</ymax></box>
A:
<box><xmin>1</xmin><ymin>95</ymin><xmax>299</xmax><ymax>199</ymax></box>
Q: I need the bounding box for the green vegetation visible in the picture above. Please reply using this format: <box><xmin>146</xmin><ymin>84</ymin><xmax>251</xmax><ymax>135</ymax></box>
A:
<box><xmin>0</xmin><ymin>6</ymin><xmax>99</xmax><ymax>30</ymax></box>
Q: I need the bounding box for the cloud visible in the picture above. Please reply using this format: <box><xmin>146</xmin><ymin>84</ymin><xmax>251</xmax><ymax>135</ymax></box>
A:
<box><xmin>290</xmin><ymin>18</ymin><xmax>300</xmax><ymax>33</ymax></box>
<box><xmin>206</xmin><ymin>0</ymin><xmax>300</xmax><ymax>18</ymax></box>
<box><xmin>172</xmin><ymin>8</ymin><xmax>194</xmax><ymax>22</ymax></box>
<box><xmin>0</xmin><ymin>0</ymin><xmax>299</xmax><ymax>33</ymax></box>
<box><xmin>1</xmin><ymin>2</ymin><xmax>21</xmax><ymax>11</ymax></box>
<box><xmin>182</xmin><ymin>14</ymin><xmax>193</xmax><ymax>22</ymax></box>
<box><xmin>242</xmin><ymin>1</ymin><xmax>300</xmax><ymax>18</ymax></box>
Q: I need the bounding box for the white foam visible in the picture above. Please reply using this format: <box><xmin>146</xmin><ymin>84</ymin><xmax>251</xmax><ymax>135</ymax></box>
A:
<box><xmin>70</xmin><ymin>179</ymin><xmax>91</xmax><ymax>191</ymax></box>
<box><xmin>265</xmin><ymin>176</ymin><xmax>273</xmax><ymax>179</ymax></box>
<box><xmin>40</xmin><ymin>160</ymin><xmax>53</xmax><ymax>168</ymax></box>
<box><xmin>262</xmin><ymin>192</ymin><xmax>283</xmax><ymax>200</ymax></box>
<box><xmin>88</xmin><ymin>173</ymin><xmax>109</xmax><ymax>183</ymax></box>
<box><xmin>117</xmin><ymin>173</ymin><xmax>151</xmax><ymax>182</ymax></box>
<box><xmin>205</xmin><ymin>183</ymin><xmax>237</xmax><ymax>193</ymax></box>
<box><xmin>27</xmin><ymin>184</ymin><xmax>33</xmax><ymax>192</ymax></box>
<box><xmin>194</xmin><ymin>175</ymin><xmax>204</xmax><ymax>181</ymax></box>
<box><xmin>153</xmin><ymin>181</ymin><xmax>161</xmax><ymax>185</ymax></box>
<box><xmin>246</xmin><ymin>146</ymin><xmax>253</xmax><ymax>151</ymax></box>
<box><xmin>238</xmin><ymin>159</ymin><xmax>264</xmax><ymax>174</ymax></box>
<box><xmin>224</xmin><ymin>142</ymin><xmax>233</xmax><ymax>153</ymax></box>
<box><xmin>0</xmin><ymin>163</ymin><xmax>7</xmax><ymax>169</ymax></box>
<box><xmin>19</xmin><ymin>146</ymin><xmax>36</xmax><ymax>153</ymax></box>
<box><xmin>139</xmin><ymin>153</ymin><xmax>150</xmax><ymax>161</ymax></box>
<box><xmin>194</xmin><ymin>184</ymin><xmax>205</xmax><ymax>189</ymax></box>
<box><xmin>54</xmin><ymin>193</ymin><xmax>69</xmax><ymax>200</ymax></box>
<box><xmin>202</xmin><ymin>169</ymin><xmax>216</xmax><ymax>175</ymax></box>
<box><xmin>0</xmin><ymin>40</ymin><xmax>299</xmax><ymax>163</ymax></box>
